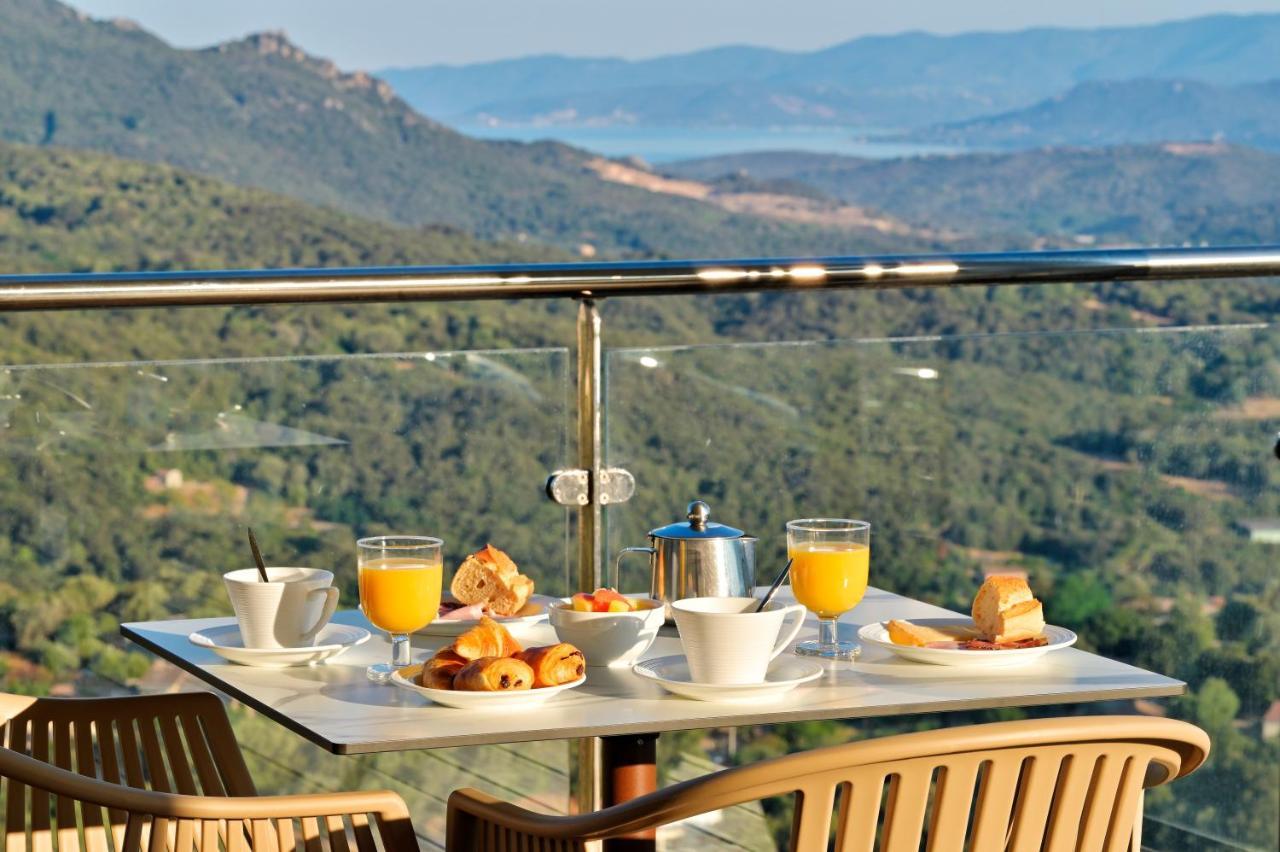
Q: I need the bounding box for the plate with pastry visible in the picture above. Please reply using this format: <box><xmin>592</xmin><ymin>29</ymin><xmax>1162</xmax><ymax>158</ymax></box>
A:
<box><xmin>393</xmin><ymin>616</ymin><xmax>587</xmax><ymax>709</ymax></box>
<box><xmin>858</xmin><ymin>576</ymin><xmax>1077</xmax><ymax>667</ymax></box>
<box><xmin>416</xmin><ymin>544</ymin><xmax>557</xmax><ymax>639</ymax></box>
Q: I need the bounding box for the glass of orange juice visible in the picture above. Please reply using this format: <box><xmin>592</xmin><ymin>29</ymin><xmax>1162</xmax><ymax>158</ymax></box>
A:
<box><xmin>357</xmin><ymin>535</ymin><xmax>443</xmax><ymax>682</ymax></box>
<box><xmin>787</xmin><ymin>519</ymin><xmax>870</xmax><ymax>660</ymax></box>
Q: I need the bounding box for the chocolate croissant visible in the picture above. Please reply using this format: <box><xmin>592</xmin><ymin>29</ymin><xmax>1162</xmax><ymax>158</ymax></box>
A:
<box><xmin>453</xmin><ymin>656</ymin><xmax>534</xmax><ymax>691</ymax></box>
<box><xmin>451</xmin><ymin>616</ymin><xmax>523</xmax><ymax>661</ymax></box>
<box><xmin>514</xmin><ymin>643</ymin><xmax>585</xmax><ymax>687</ymax></box>
<box><xmin>421</xmin><ymin>649</ymin><xmax>467</xmax><ymax>690</ymax></box>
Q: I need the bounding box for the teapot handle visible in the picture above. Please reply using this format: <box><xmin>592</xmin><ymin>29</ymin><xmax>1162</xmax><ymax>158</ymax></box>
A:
<box><xmin>613</xmin><ymin>546</ymin><xmax>656</xmax><ymax>593</ymax></box>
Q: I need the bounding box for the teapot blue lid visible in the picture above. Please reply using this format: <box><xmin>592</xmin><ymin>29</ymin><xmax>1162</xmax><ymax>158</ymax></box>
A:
<box><xmin>649</xmin><ymin>501</ymin><xmax>745</xmax><ymax>539</ymax></box>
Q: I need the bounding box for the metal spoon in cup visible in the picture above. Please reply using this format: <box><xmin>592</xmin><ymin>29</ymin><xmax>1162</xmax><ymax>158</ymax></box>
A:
<box><xmin>247</xmin><ymin>528</ymin><xmax>271</xmax><ymax>583</ymax></box>
<box><xmin>755</xmin><ymin>559</ymin><xmax>792</xmax><ymax>612</ymax></box>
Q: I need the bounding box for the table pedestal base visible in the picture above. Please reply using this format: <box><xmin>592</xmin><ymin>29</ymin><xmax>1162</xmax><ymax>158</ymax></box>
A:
<box><xmin>601</xmin><ymin>732</ymin><xmax>658</xmax><ymax>851</ymax></box>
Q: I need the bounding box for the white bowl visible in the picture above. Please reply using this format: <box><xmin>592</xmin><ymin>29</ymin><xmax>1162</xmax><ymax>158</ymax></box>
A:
<box><xmin>549</xmin><ymin>593</ymin><xmax>665</xmax><ymax>667</ymax></box>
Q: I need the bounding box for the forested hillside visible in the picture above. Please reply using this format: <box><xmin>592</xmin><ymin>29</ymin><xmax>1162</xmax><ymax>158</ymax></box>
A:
<box><xmin>666</xmin><ymin>144</ymin><xmax>1280</xmax><ymax>246</ymax></box>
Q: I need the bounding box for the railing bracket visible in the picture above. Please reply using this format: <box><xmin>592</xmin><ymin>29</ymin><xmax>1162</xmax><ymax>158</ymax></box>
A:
<box><xmin>546</xmin><ymin>468</ymin><xmax>635</xmax><ymax>507</ymax></box>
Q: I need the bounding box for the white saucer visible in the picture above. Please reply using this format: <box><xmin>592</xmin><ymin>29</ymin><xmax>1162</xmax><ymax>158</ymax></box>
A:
<box><xmin>189</xmin><ymin>623</ymin><xmax>370</xmax><ymax>667</ymax></box>
<box><xmin>391</xmin><ymin>664</ymin><xmax>586</xmax><ymax>709</ymax></box>
<box><xmin>415</xmin><ymin>594</ymin><xmax>557</xmax><ymax>641</ymax></box>
<box><xmin>858</xmin><ymin>619</ymin><xmax>1077</xmax><ymax>667</ymax></box>
<box><xmin>632</xmin><ymin>655</ymin><xmax>824</xmax><ymax>702</ymax></box>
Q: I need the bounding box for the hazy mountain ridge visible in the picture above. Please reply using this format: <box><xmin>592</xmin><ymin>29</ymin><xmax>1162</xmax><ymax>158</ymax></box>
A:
<box><xmin>380</xmin><ymin>13</ymin><xmax>1280</xmax><ymax>129</ymax></box>
<box><xmin>893</xmin><ymin>79</ymin><xmax>1280</xmax><ymax>151</ymax></box>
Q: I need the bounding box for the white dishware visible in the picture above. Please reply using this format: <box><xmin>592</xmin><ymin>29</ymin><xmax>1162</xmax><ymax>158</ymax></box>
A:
<box><xmin>415</xmin><ymin>594</ymin><xmax>557</xmax><ymax>640</ymax></box>
<box><xmin>632</xmin><ymin>654</ymin><xmax>823</xmax><ymax>702</ymax></box>
<box><xmin>189</xmin><ymin>623</ymin><xmax>369</xmax><ymax>667</ymax></box>
<box><xmin>223</xmin><ymin>567</ymin><xmax>340</xmax><ymax>649</ymax></box>
<box><xmin>548</xmin><ymin>594</ymin><xmax>665</xmax><ymax>667</ymax></box>
<box><xmin>390</xmin><ymin>664</ymin><xmax>586</xmax><ymax>709</ymax></box>
<box><xmin>858</xmin><ymin>619</ymin><xmax>1078</xmax><ymax>667</ymax></box>
<box><xmin>671</xmin><ymin>596</ymin><xmax>807</xmax><ymax>685</ymax></box>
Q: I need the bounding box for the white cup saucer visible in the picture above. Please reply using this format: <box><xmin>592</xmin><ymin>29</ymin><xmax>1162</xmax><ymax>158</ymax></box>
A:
<box><xmin>189</xmin><ymin>623</ymin><xmax>370</xmax><ymax>668</ymax></box>
<box><xmin>632</xmin><ymin>654</ymin><xmax>824</xmax><ymax>702</ymax></box>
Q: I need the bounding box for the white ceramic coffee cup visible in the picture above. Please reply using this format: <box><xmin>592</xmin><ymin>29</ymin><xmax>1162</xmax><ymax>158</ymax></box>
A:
<box><xmin>224</xmin><ymin>567</ymin><xmax>339</xmax><ymax>649</ymax></box>
<box><xmin>671</xmin><ymin>596</ymin><xmax>807</xmax><ymax>685</ymax></box>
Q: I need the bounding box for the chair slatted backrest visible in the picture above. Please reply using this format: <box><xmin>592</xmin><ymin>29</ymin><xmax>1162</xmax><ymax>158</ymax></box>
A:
<box><xmin>446</xmin><ymin>717</ymin><xmax>1210</xmax><ymax>852</ymax></box>
<box><xmin>0</xmin><ymin>716</ymin><xmax>419</xmax><ymax>851</ymax></box>
<box><xmin>0</xmin><ymin>691</ymin><xmax>257</xmax><ymax>851</ymax></box>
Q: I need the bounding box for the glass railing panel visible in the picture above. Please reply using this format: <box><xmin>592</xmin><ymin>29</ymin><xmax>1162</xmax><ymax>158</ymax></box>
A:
<box><xmin>606</xmin><ymin>322</ymin><xmax>1279</xmax><ymax>851</ymax></box>
<box><xmin>0</xmin><ymin>345</ymin><xmax>573</xmax><ymax>843</ymax></box>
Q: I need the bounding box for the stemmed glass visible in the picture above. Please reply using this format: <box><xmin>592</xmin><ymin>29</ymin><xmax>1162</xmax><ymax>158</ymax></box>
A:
<box><xmin>787</xmin><ymin>519</ymin><xmax>870</xmax><ymax>660</ymax></box>
<box><xmin>357</xmin><ymin>535</ymin><xmax>443</xmax><ymax>682</ymax></box>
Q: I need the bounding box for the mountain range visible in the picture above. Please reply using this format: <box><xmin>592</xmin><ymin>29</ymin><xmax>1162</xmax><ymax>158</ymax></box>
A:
<box><xmin>380</xmin><ymin>13</ymin><xmax>1280</xmax><ymax>130</ymax></box>
<box><xmin>894</xmin><ymin>79</ymin><xmax>1280</xmax><ymax>151</ymax></box>
<box><xmin>0</xmin><ymin>0</ymin><xmax>900</xmax><ymax>259</ymax></box>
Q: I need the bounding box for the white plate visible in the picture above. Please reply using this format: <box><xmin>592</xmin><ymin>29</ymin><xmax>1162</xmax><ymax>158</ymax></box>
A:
<box><xmin>415</xmin><ymin>594</ymin><xmax>557</xmax><ymax>640</ymax></box>
<box><xmin>188</xmin><ymin>623</ymin><xmax>370</xmax><ymax>667</ymax></box>
<box><xmin>390</xmin><ymin>663</ymin><xmax>586</xmax><ymax>709</ymax></box>
<box><xmin>631</xmin><ymin>655</ymin><xmax>824</xmax><ymax>702</ymax></box>
<box><xmin>857</xmin><ymin>619</ymin><xmax>1077</xmax><ymax>667</ymax></box>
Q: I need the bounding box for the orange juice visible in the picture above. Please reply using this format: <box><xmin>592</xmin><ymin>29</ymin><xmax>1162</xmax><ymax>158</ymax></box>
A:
<box><xmin>789</xmin><ymin>544</ymin><xmax>869</xmax><ymax>618</ymax></box>
<box><xmin>359</xmin><ymin>557</ymin><xmax>442</xmax><ymax>634</ymax></box>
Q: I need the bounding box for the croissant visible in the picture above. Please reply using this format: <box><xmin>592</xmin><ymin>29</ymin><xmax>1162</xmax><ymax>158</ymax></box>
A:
<box><xmin>421</xmin><ymin>649</ymin><xmax>467</xmax><ymax>690</ymax></box>
<box><xmin>514</xmin><ymin>643</ymin><xmax>585</xmax><ymax>687</ymax></box>
<box><xmin>451</xmin><ymin>616</ymin><xmax>523</xmax><ymax>660</ymax></box>
<box><xmin>453</xmin><ymin>656</ymin><xmax>534</xmax><ymax>691</ymax></box>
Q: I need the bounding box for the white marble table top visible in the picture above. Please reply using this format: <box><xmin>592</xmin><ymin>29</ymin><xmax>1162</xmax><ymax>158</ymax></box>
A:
<box><xmin>122</xmin><ymin>587</ymin><xmax>1182</xmax><ymax>755</ymax></box>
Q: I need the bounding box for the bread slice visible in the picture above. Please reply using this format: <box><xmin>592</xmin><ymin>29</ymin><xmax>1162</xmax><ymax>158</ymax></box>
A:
<box><xmin>972</xmin><ymin>575</ymin><xmax>1034</xmax><ymax>638</ymax></box>
<box><xmin>988</xmin><ymin>599</ymin><xmax>1045</xmax><ymax>643</ymax></box>
<box><xmin>477</xmin><ymin>544</ymin><xmax>519</xmax><ymax>583</ymax></box>
<box><xmin>450</xmin><ymin>554</ymin><xmax>504</xmax><ymax>606</ymax></box>
<box><xmin>490</xmin><ymin>574</ymin><xmax>534</xmax><ymax>617</ymax></box>
<box><xmin>886</xmin><ymin>620</ymin><xmax>975</xmax><ymax>647</ymax></box>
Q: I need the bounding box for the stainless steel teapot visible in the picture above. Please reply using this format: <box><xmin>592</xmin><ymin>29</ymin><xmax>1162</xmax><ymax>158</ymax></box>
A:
<box><xmin>615</xmin><ymin>501</ymin><xmax>757</xmax><ymax>608</ymax></box>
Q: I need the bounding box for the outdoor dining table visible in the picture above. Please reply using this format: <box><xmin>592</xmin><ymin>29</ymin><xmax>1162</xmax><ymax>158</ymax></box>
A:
<box><xmin>122</xmin><ymin>586</ymin><xmax>1183</xmax><ymax>850</ymax></box>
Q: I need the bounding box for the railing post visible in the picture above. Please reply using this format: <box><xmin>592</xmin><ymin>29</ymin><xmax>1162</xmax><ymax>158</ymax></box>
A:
<box><xmin>575</xmin><ymin>297</ymin><xmax>605</xmax><ymax>818</ymax></box>
<box><xmin>577</xmin><ymin>297</ymin><xmax>604</xmax><ymax>593</ymax></box>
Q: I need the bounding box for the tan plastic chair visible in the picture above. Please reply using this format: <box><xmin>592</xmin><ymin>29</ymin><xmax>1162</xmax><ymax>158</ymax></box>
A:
<box><xmin>447</xmin><ymin>716</ymin><xmax>1209</xmax><ymax>852</ymax></box>
<box><xmin>0</xmin><ymin>691</ymin><xmax>420</xmax><ymax>850</ymax></box>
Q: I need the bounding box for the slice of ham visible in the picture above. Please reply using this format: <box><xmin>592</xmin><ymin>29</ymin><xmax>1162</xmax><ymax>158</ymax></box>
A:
<box><xmin>438</xmin><ymin>603</ymin><xmax>489</xmax><ymax>621</ymax></box>
<box><xmin>926</xmin><ymin>636</ymin><xmax>1049</xmax><ymax>651</ymax></box>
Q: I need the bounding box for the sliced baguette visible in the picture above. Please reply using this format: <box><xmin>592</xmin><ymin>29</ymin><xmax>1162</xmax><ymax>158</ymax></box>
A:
<box><xmin>450</xmin><ymin>553</ymin><xmax>504</xmax><ymax>606</ymax></box>
<box><xmin>477</xmin><ymin>543</ymin><xmax>519</xmax><ymax>583</ymax></box>
<box><xmin>972</xmin><ymin>575</ymin><xmax>1034</xmax><ymax>638</ymax></box>
<box><xmin>989</xmin><ymin>599</ymin><xmax>1045</xmax><ymax>643</ymax></box>
<box><xmin>886</xmin><ymin>620</ymin><xmax>975</xmax><ymax>647</ymax></box>
<box><xmin>490</xmin><ymin>575</ymin><xmax>534</xmax><ymax>617</ymax></box>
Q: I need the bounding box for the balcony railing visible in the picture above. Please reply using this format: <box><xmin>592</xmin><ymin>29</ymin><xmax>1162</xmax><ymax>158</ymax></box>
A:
<box><xmin>1</xmin><ymin>245</ymin><xmax>1277</xmax><ymax>850</ymax></box>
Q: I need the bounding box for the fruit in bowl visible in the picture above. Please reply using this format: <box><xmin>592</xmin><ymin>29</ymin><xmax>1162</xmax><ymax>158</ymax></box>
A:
<box><xmin>552</xmin><ymin>590</ymin><xmax>664</xmax><ymax>667</ymax></box>
<box><xmin>570</xmin><ymin>588</ymin><xmax>654</xmax><ymax>613</ymax></box>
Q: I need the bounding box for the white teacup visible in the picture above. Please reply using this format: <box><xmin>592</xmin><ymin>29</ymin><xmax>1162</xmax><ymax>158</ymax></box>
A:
<box><xmin>224</xmin><ymin>567</ymin><xmax>340</xmax><ymax>649</ymax></box>
<box><xmin>671</xmin><ymin>596</ymin><xmax>807</xmax><ymax>685</ymax></box>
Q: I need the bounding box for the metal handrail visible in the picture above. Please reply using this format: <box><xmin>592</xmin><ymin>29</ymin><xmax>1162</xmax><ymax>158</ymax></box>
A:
<box><xmin>1</xmin><ymin>245</ymin><xmax>1279</xmax><ymax>310</ymax></box>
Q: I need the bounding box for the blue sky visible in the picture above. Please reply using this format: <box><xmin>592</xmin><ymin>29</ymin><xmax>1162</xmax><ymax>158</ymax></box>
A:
<box><xmin>65</xmin><ymin>0</ymin><xmax>1279</xmax><ymax>68</ymax></box>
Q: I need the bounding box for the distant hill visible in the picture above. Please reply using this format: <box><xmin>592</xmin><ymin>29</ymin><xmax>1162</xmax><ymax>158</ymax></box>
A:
<box><xmin>0</xmin><ymin>0</ymin><xmax>902</xmax><ymax>260</ymax></box>
<box><xmin>380</xmin><ymin>14</ymin><xmax>1280</xmax><ymax>129</ymax></box>
<box><xmin>894</xmin><ymin>79</ymin><xmax>1280</xmax><ymax>151</ymax></box>
<box><xmin>666</xmin><ymin>144</ymin><xmax>1280</xmax><ymax>246</ymax></box>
